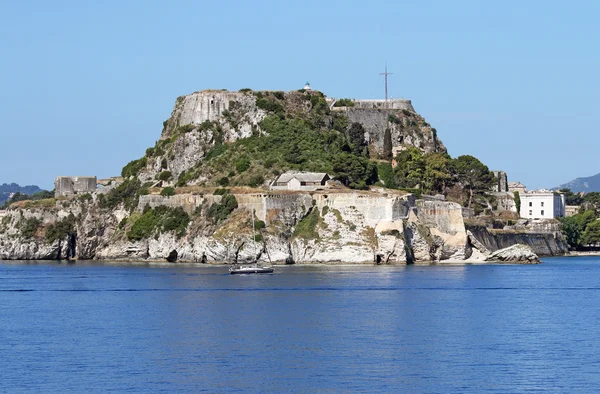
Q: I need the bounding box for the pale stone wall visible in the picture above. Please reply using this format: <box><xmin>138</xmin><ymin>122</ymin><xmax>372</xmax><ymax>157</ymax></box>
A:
<box><xmin>415</xmin><ymin>200</ymin><xmax>465</xmax><ymax>235</ymax></box>
<box><xmin>492</xmin><ymin>171</ymin><xmax>508</xmax><ymax>192</ymax></box>
<box><xmin>565</xmin><ymin>205</ymin><xmax>579</xmax><ymax>217</ymax></box>
<box><xmin>54</xmin><ymin>176</ymin><xmax>97</xmax><ymax>197</ymax></box>
<box><xmin>491</xmin><ymin>192</ymin><xmax>517</xmax><ymax>212</ymax></box>
<box><xmin>352</xmin><ymin>99</ymin><xmax>415</xmax><ymax>111</ymax></box>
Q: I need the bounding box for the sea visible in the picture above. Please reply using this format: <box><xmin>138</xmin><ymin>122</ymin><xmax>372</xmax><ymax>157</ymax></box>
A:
<box><xmin>1</xmin><ymin>257</ymin><xmax>600</xmax><ymax>393</ymax></box>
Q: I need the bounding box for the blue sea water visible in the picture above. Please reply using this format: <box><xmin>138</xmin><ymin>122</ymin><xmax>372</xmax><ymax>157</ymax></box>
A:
<box><xmin>1</xmin><ymin>257</ymin><xmax>600</xmax><ymax>393</ymax></box>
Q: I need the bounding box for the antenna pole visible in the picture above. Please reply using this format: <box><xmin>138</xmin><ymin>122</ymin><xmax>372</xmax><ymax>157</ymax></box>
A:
<box><xmin>379</xmin><ymin>64</ymin><xmax>393</xmax><ymax>104</ymax></box>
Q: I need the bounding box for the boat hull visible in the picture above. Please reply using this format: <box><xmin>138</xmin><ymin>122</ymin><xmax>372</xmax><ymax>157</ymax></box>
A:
<box><xmin>229</xmin><ymin>267</ymin><xmax>274</xmax><ymax>275</ymax></box>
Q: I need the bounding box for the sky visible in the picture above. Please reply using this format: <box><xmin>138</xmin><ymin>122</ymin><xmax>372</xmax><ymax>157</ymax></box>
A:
<box><xmin>1</xmin><ymin>0</ymin><xmax>599</xmax><ymax>190</ymax></box>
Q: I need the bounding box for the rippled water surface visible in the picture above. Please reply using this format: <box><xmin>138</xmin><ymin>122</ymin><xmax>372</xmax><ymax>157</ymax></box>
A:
<box><xmin>2</xmin><ymin>257</ymin><xmax>600</xmax><ymax>393</ymax></box>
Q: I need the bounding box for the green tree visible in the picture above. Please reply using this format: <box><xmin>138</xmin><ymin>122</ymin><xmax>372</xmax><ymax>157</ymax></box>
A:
<box><xmin>560</xmin><ymin>216</ymin><xmax>582</xmax><ymax>248</ymax></box>
<box><xmin>559</xmin><ymin>188</ymin><xmax>583</xmax><ymax>205</ymax></box>
<box><xmin>394</xmin><ymin>147</ymin><xmax>425</xmax><ymax>189</ymax></box>
<box><xmin>160</xmin><ymin>187</ymin><xmax>175</xmax><ymax>196</ymax></box>
<box><xmin>514</xmin><ymin>191</ymin><xmax>521</xmax><ymax>214</ymax></box>
<box><xmin>422</xmin><ymin>152</ymin><xmax>452</xmax><ymax>194</ymax></box>
<box><xmin>450</xmin><ymin>155</ymin><xmax>495</xmax><ymax>208</ymax></box>
<box><xmin>581</xmin><ymin>219</ymin><xmax>600</xmax><ymax>245</ymax></box>
<box><xmin>347</xmin><ymin>123</ymin><xmax>367</xmax><ymax>156</ymax></box>
<box><xmin>382</xmin><ymin>128</ymin><xmax>392</xmax><ymax>160</ymax></box>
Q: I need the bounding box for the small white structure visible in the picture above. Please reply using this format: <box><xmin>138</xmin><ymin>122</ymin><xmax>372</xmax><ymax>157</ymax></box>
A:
<box><xmin>270</xmin><ymin>172</ymin><xmax>330</xmax><ymax>191</ymax></box>
<box><xmin>519</xmin><ymin>189</ymin><xmax>566</xmax><ymax>219</ymax></box>
<box><xmin>303</xmin><ymin>81</ymin><xmax>311</xmax><ymax>91</ymax></box>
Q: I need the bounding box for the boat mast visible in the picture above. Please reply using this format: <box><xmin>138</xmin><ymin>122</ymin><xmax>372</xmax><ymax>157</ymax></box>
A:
<box><xmin>252</xmin><ymin>208</ymin><xmax>256</xmax><ymax>255</ymax></box>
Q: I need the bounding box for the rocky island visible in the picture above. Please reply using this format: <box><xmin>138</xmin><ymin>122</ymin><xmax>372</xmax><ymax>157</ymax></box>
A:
<box><xmin>0</xmin><ymin>88</ymin><xmax>566</xmax><ymax>264</ymax></box>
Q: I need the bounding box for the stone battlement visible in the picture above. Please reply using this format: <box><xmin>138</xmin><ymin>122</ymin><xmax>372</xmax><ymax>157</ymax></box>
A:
<box><xmin>350</xmin><ymin>99</ymin><xmax>415</xmax><ymax>111</ymax></box>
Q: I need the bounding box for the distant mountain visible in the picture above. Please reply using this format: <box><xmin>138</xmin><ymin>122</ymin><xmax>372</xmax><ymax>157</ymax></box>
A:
<box><xmin>555</xmin><ymin>173</ymin><xmax>600</xmax><ymax>193</ymax></box>
<box><xmin>0</xmin><ymin>183</ymin><xmax>44</xmax><ymax>205</ymax></box>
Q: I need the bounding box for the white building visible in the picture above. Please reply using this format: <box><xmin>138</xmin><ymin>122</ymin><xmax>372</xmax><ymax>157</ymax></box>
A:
<box><xmin>519</xmin><ymin>190</ymin><xmax>566</xmax><ymax>219</ymax></box>
<box><xmin>270</xmin><ymin>172</ymin><xmax>330</xmax><ymax>191</ymax></box>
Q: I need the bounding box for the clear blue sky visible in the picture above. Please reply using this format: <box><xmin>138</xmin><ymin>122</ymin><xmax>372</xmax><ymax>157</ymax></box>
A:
<box><xmin>1</xmin><ymin>0</ymin><xmax>598</xmax><ymax>190</ymax></box>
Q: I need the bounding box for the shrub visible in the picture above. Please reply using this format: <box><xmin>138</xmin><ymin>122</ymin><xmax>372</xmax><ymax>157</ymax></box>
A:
<box><xmin>122</xmin><ymin>157</ymin><xmax>147</xmax><ymax>178</ymax></box>
<box><xmin>198</xmin><ymin>120</ymin><xmax>214</xmax><ymax>132</ymax></box>
<box><xmin>388</xmin><ymin>114</ymin><xmax>401</xmax><ymax>124</ymax></box>
<box><xmin>239</xmin><ymin>88</ymin><xmax>252</xmax><ymax>93</ymax></box>
<box><xmin>20</xmin><ymin>217</ymin><xmax>41</xmax><ymax>239</ymax></box>
<box><xmin>46</xmin><ymin>214</ymin><xmax>77</xmax><ymax>243</ymax></box>
<box><xmin>204</xmin><ymin>144</ymin><xmax>227</xmax><ymax>161</ymax></box>
<box><xmin>254</xmin><ymin>219</ymin><xmax>266</xmax><ymax>230</ymax></box>
<box><xmin>293</xmin><ymin>208</ymin><xmax>320</xmax><ymax>239</ymax></box>
<box><xmin>247</xmin><ymin>175</ymin><xmax>264</xmax><ymax>188</ymax></box>
<box><xmin>207</xmin><ymin>193</ymin><xmax>238</xmax><ymax>223</ymax></box>
<box><xmin>99</xmin><ymin>178</ymin><xmax>142</xmax><ymax>210</ymax></box>
<box><xmin>217</xmin><ymin>177</ymin><xmax>229</xmax><ymax>187</ymax></box>
<box><xmin>178</xmin><ymin>124</ymin><xmax>194</xmax><ymax>133</ymax></box>
<box><xmin>333</xmin><ymin>98</ymin><xmax>355</xmax><ymax>107</ymax></box>
<box><xmin>158</xmin><ymin>171</ymin><xmax>172</xmax><ymax>181</ymax></box>
<box><xmin>127</xmin><ymin>206</ymin><xmax>190</xmax><ymax>240</ymax></box>
<box><xmin>161</xmin><ymin>158</ymin><xmax>168</xmax><ymax>169</ymax></box>
<box><xmin>256</xmin><ymin>97</ymin><xmax>284</xmax><ymax>115</ymax></box>
<box><xmin>161</xmin><ymin>187</ymin><xmax>175</xmax><ymax>196</ymax></box>
<box><xmin>235</xmin><ymin>157</ymin><xmax>251</xmax><ymax>173</ymax></box>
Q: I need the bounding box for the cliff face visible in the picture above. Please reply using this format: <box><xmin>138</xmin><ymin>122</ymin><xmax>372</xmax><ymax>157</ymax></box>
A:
<box><xmin>466</xmin><ymin>226</ymin><xmax>568</xmax><ymax>257</ymax></box>
<box><xmin>343</xmin><ymin>107</ymin><xmax>445</xmax><ymax>155</ymax></box>
<box><xmin>0</xmin><ymin>191</ymin><xmax>489</xmax><ymax>264</ymax></box>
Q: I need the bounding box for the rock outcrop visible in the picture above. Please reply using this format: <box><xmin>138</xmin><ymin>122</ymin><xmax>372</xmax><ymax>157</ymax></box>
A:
<box><xmin>485</xmin><ymin>244</ymin><xmax>541</xmax><ymax>264</ymax></box>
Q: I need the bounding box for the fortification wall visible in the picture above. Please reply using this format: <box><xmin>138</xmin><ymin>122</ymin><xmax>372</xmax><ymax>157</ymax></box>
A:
<box><xmin>162</xmin><ymin>90</ymin><xmax>266</xmax><ymax>140</ymax></box>
<box><xmin>314</xmin><ymin>193</ymin><xmax>411</xmax><ymax>227</ymax></box>
<box><xmin>55</xmin><ymin>176</ymin><xmax>97</xmax><ymax>197</ymax></box>
<box><xmin>352</xmin><ymin>99</ymin><xmax>415</xmax><ymax>111</ymax></box>
<box><xmin>138</xmin><ymin>194</ymin><xmax>207</xmax><ymax>213</ymax></box>
<box><xmin>415</xmin><ymin>200</ymin><xmax>466</xmax><ymax>235</ymax></box>
<box><xmin>344</xmin><ymin>108</ymin><xmax>444</xmax><ymax>154</ymax></box>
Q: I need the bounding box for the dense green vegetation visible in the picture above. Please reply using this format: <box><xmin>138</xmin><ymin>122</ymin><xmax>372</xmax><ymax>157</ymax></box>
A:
<box><xmin>377</xmin><ymin>148</ymin><xmax>494</xmax><ymax>206</ymax></box>
<box><xmin>19</xmin><ymin>217</ymin><xmax>41</xmax><ymax>238</ymax></box>
<box><xmin>45</xmin><ymin>214</ymin><xmax>76</xmax><ymax>243</ymax></box>
<box><xmin>202</xmin><ymin>113</ymin><xmax>378</xmax><ymax>189</ymax></box>
<box><xmin>207</xmin><ymin>191</ymin><xmax>238</xmax><ymax>224</ymax></box>
<box><xmin>122</xmin><ymin>157</ymin><xmax>147</xmax><ymax>178</ymax></box>
<box><xmin>559</xmin><ymin>189</ymin><xmax>600</xmax><ymax>249</ymax></box>
<box><xmin>2</xmin><ymin>190</ymin><xmax>54</xmax><ymax>208</ymax></box>
<box><xmin>333</xmin><ymin>98</ymin><xmax>355</xmax><ymax>107</ymax></box>
<box><xmin>128</xmin><ymin>206</ymin><xmax>190</xmax><ymax>240</ymax></box>
<box><xmin>293</xmin><ymin>208</ymin><xmax>321</xmax><ymax>239</ymax></box>
<box><xmin>98</xmin><ymin>179</ymin><xmax>148</xmax><ymax>210</ymax></box>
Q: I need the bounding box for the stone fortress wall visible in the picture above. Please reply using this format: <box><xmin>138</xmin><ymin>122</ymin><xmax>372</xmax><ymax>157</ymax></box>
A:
<box><xmin>55</xmin><ymin>176</ymin><xmax>97</xmax><ymax>197</ymax></box>
<box><xmin>139</xmin><ymin>191</ymin><xmax>413</xmax><ymax>229</ymax></box>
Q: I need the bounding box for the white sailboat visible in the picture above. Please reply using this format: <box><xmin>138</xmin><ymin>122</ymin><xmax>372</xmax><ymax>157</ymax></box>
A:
<box><xmin>229</xmin><ymin>209</ymin><xmax>274</xmax><ymax>274</ymax></box>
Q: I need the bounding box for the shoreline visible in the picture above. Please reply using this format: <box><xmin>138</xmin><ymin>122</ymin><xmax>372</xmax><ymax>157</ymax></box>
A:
<box><xmin>0</xmin><ymin>257</ymin><xmax>549</xmax><ymax>267</ymax></box>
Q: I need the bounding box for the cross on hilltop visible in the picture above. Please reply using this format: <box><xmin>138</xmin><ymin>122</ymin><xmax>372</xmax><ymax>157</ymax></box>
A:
<box><xmin>379</xmin><ymin>64</ymin><xmax>393</xmax><ymax>102</ymax></box>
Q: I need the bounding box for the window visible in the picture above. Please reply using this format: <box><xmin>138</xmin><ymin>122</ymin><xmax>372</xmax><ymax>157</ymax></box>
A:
<box><xmin>541</xmin><ymin>210</ymin><xmax>545</xmax><ymax>216</ymax></box>
<box><xmin>541</xmin><ymin>202</ymin><xmax>544</xmax><ymax>207</ymax></box>
<box><xmin>529</xmin><ymin>210</ymin><xmax>532</xmax><ymax>215</ymax></box>
<box><xmin>529</xmin><ymin>202</ymin><xmax>533</xmax><ymax>207</ymax></box>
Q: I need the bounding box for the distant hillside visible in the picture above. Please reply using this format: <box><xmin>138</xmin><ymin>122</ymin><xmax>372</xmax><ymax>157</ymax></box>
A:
<box><xmin>0</xmin><ymin>183</ymin><xmax>44</xmax><ymax>205</ymax></box>
<box><xmin>555</xmin><ymin>173</ymin><xmax>600</xmax><ymax>192</ymax></box>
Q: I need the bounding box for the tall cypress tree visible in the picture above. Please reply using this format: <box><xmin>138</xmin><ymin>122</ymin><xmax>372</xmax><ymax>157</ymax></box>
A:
<box><xmin>383</xmin><ymin>128</ymin><xmax>393</xmax><ymax>160</ymax></box>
